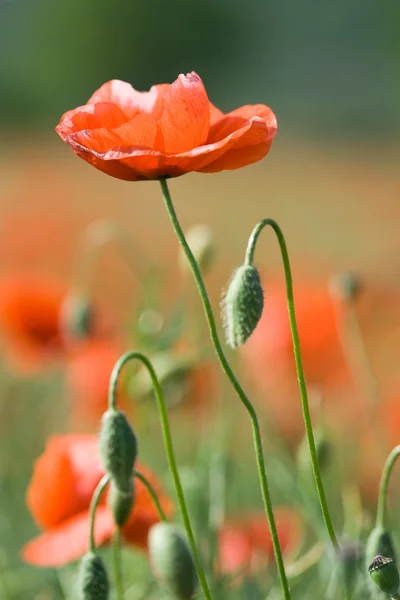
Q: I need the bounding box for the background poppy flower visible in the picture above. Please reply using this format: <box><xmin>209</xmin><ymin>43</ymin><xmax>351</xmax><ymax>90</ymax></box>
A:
<box><xmin>218</xmin><ymin>508</ymin><xmax>301</xmax><ymax>576</ymax></box>
<box><xmin>0</xmin><ymin>273</ymin><xmax>69</xmax><ymax>373</ymax></box>
<box><xmin>56</xmin><ymin>72</ymin><xmax>277</xmax><ymax>181</ymax></box>
<box><xmin>22</xmin><ymin>434</ymin><xmax>172</xmax><ymax>567</ymax></box>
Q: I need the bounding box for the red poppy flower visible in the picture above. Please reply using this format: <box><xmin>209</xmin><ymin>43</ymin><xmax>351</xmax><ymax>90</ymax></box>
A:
<box><xmin>66</xmin><ymin>341</ymin><xmax>129</xmax><ymax>428</ymax></box>
<box><xmin>218</xmin><ymin>508</ymin><xmax>301</xmax><ymax>576</ymax></box>
<box><xmin>22</xmin><ymin>434</ymin><xmax>172</xmax><ymax>567</ymax></box>
<box><xmin>0</xmin><ymin>273</ymin><xmax>70</xmax><ymax>373</ymax></box>
<box><xmin>56</xmin><ymin>73</ymin><xmax>277</xmax><ymax>181</ymax></box>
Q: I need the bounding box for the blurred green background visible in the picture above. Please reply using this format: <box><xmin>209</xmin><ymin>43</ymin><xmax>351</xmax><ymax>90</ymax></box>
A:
<box><xmin>1</xmin><ymin>0</ymin><xmax>399</xmax><ymax>137</ymax></box>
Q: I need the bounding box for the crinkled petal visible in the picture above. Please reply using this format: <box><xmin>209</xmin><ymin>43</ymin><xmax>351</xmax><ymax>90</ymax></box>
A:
<box><xmin>157</xmin><ymin>72</ymin><xmax>210</xmax><ymax>153</ymax></box>
<box><xmin>56</xmin><ymin>103</ymin><xmax>130</xmax><ymax>137</ymax></box>
<box><xmin>88</xmin><ymin>79</ymin><xmax>169</xmax><ymax>120</ymax></box>
<box><xmin>68</xmin><ymin>114</ymin><xmax>158</xmax><ymax>154</ymax></box>
<box><xmin>22</xmin><ymin>507</ymin><xmax>114</xmax><ymax>567</ymax></box>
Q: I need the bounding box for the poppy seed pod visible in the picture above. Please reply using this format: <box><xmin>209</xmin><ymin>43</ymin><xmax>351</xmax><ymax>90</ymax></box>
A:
<box><xmin>179</xmin><ymin>225</ymin><xmax>215</xmax><ymax>276</ymax></box>
<box><xmin>222</xmin><ymin>265</ymin><xmax>264</xmax><ymax>349</ymax></box>
<box><xmin>369</xmin><ymin>555</ymin><xmax>400</xmax><ymax>597</ymax></box>
<box><xmin>78</xmin><ymin>552</ymin><xmax>109</xmax><ymax>600</ymax></box>
<box><xmin>60</xmin><ymin>291</ymin><xmax>93</xmax><ymax>340</ymax></box>
<box><xmin>148</xmin><ymin>523</ymin><xmax>197</xmax><ymax>600</ymax></box>
<box><xmin>99</xmin><ymin>409</ymin><xmax>138</xmax><ymax>492</ymax></box>
<box><xmin>109</xmin><ymin>479</ymin><xmax>135</xmax><ymax>527</ymax></box>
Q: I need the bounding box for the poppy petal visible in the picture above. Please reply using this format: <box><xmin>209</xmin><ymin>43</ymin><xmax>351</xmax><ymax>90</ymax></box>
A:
<box><xmin>22</xmin><ymin>507</ymin><xmax>114</xmax><ymax>567</ymax></box>
<box><xmin>157</xmin><ymin>72</ymin><xmax>210</xmax><ymax>153</ymax></box>
<box><xmin>88</xmin><ymin>79</ymin><xmax>169</xmax><ymax>120</ymax></box>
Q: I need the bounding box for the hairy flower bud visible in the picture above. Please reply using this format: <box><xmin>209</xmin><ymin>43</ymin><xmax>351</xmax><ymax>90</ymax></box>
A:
<box><xmin>60</xmin><ymin>291</ymin><xmax>93</xmax><ymax>340</ymax></box>
<box><xmin>179</xmin><ymin>225</ymin><xmax>215</xmax><ymax>276</ymax></box>
<box><xmin>369</xmin><ymin>555</ymin><xmax>400</xmax><ymax>597</ymax></box>
<box><xmin>78</xmin><ymin>552</ymin><xmax>109</xmax><ymax>600</ymax></box>
<box><xmin>222</xmin><ymin>265</ymin><xmax>264</xmax><ymax>349</ymax></box>
<box><xmin>109</xmin><ymin>479</ymin><xmax>134</xmax><ymax>527</ymax></box>
<box><xmin>99</xmin><ymin>409</ymin><xmax>137</xmax><ymax>492</ymax></box>
<box><xmin>148</xmin><ymin>523</ymin><xmax>197</xmax><ymax>600</ymax></box>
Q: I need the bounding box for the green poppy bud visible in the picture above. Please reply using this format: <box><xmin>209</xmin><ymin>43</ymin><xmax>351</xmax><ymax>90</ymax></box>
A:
<box><xmin>329</xmin><ymin>272</ymin><xmax>362</xmax><ymax>302</ymax></box>
<box><xmin>179</xmin><ymin>225</ymin><xmax>215</xmax><ymax>276</ymax></box>
<box><xmin>222</xmin><ymin>264</ymin><xmax>264</xmax><ymax>349</ymax></box>
<box><xmin>60</xmin><ymin>291</ymin><xmax>93</xmax><ymax>340</ymax></box>
<box><xmin>366</xmin><ymin>527</ymin><xmax>397</xmax><ymax>569</ymax></box>
<box><xmin>99</xmin><ymin>409</ymin><xmax>138</xmax><ymax>492</ymax></box>
<box><xmin>369</xmin><ymin>555</ymin><xmax>400</xmax><ymax>597</ymax></box>
<box><xmin>148</xmin><ymin>523</ymin><xmax>197</xmax><ymax>600</ymax></box>
<box><xmin>108</xmin><ymin>479</ymin><xmax>134</xmax><ymax>527</ymax></box>
<box><xmin>78</xmin><ymin>552</ymin><xmax>109</xmax><ymax>600</ymax></box>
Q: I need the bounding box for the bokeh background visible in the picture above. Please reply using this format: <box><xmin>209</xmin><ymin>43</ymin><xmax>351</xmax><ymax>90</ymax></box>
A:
<box><xmin>0</xmin><ymin>2</ymin><xmax>400</xmax><ymax>598</ymax></box>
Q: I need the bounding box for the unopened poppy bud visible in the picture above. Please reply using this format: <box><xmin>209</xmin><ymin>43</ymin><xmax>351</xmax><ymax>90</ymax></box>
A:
<box><xmin>78</xmin><ymin>552</ymin><xmax>109</xmax><ymax>600</ymax></box>
<box><xmin>329</xmin><ymin>272</ymin><xmax>363</xmax><ymax>302</ymax></box>
<box><xmin>366</xmin><ymin>527</ymin><xmax>397</xmax><ymax>570</ymax></box>
<box><xmin>148</xmin><ymin>523</ymin><xmax>197</xmax><ymax>600</ymax></box>
<box><xmin>109</xmin><ymin>479</ymin><xmax>134</xmax><ymax>527</ymax></box>
<box><xmin>60</xmin><ymin>291</ymin><xmax>93</xmax><ymax>340</ymax></box>
<box><xmin>179</xmin><ymin>225</ymin><xmax>215</xmax><ymax>276</ymax></box>
<box><xmin>222</xmin><ymin>264</ymin><xmax>264</xmax><ymax>349</ymax></box>
<box><xmin>99</xmin><ymin>409</ymin><xmax>138</xmax><ymax>492</ymax></box>
<box><xmin>369</xmin><ymin>555</ymin><xmax>400</xmax><ymax>597</ymax></box>
<box><xmin>297</xmin><ymin>427</ymin><xmax>332</xmax><ymax>480</ymax></box>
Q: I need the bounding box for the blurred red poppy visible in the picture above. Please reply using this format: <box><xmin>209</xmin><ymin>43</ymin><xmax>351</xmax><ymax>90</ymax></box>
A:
<box><xmin>56</xmin><ymin>73</ymin><xmax>277</xmax><ymax>181</ymax></box>
<box><xmin>218</xmin><ymin>508</ymin><xmax>301</xmax><ymax>576</ymax></box>
<box><xmin>0</xmin><ymin>273</ymin><xmax>69</xmax><ymax>373</ymax></box>
<box><xmin>22</xmin><ymin>434</ymin><xmax>172</xmax><ymax>567</ymax></box>
<box><xmin>66</xmin><ymin>341</ymin><xmax>128</xmax><ymax>429</ymax></box>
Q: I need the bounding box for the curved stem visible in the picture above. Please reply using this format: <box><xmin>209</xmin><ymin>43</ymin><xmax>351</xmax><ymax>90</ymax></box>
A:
<box><xmin>113</xmin><ymin>350</ymin><xmax>213</xmax><ymax>600</ymax></box>
<box><xmin>73</xmin><ymin>219</ymin><xmax>144</xmax><ymax>296</ymax></box>
<box><xmin>112</xmin><ymin>528</ymin><xmax>124</xmax><ymax>600</ymax></box>
<box><xmin>159</xmin><ymin>179</ymin><xmax>291</xmax><ymax>600</ymax></box>
<box><xmin>376</xmin><ymin>445</ymin><xmax>400</xmax><ymax>528</ymax></box>
<box><xmin>109</xmin><ymin>350</ymin><xmax>139</xmax><ymax>410</ymax></box>
<box><xmin>133</xmin><ymin>469</ymin><xmax>168</xmax><ymax>522</ymax></box>
<box><xmin>246</xmin><ymin>218</ymin><xmax>338</xmax><ymax>550</ymax></box>
<box><xmin>89</xmin><ymin>474</ymin><xmax>110</xmax><ymax>553</ymax></box>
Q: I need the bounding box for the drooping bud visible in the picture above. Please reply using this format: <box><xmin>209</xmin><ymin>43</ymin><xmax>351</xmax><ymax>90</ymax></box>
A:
<box><xmin>368</xmin><ymin>555</ymin><xmax>400</xmax><ymax>597</ymax></box>
<box><xmin>329</xmin><ymin>272</ymin><xmax>363</xmax><ymax>302</ymax></box>
<box><xmin>148</xmin><ymin>523</ymin><xmax>198</xmax><ymax>600</ymax></box>
<box><xmin>99</xmin><ymin>409</ymin><xmax>138</xmax><ymax>492</ymax></box>
<box><xmin>297</xmin><ymin>427</ymin><xmax>332</xmax><ymax>482</ymax></box>
<box><xmin>366</xmin><ymin>527</ymin><xmax>397</xmax><ymax>570</ymax></box>
<box><xmin>222</xmin><ymin>265</ymin><xmax>264</xmax><ymax>349</ymax></box>
<box><xmin>108</xmin><ymin>479</ymin><xmax>134</xmax><ymax>527</ymax></box>
<box><xmin>179</xmin><ymin>225</ymin><xmax>215</xmax><ymax>276</ymax></box>
<box><xmin>78</xmin><ymin>552</ymin><xmax>109</xmax><ymax>600</ymax></box>
<box><xmin>60</xmin><ymin>290</ymin><xmax>93</xmax><ymax>341</ymax></box>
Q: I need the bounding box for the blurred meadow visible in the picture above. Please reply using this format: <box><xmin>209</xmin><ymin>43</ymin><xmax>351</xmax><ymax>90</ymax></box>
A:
<box><xmin>1</xmin><ymin>1</ymin><xmax>400</xmax><ymax>599</ymax></box>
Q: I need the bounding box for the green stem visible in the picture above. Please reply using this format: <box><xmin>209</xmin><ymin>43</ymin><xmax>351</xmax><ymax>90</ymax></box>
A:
<box><xmin>133</xmin><ymin>469</ymin><xmax>168</xmax><ymax>522</ymax></box>
<box><xmin>160</xmin><ymin>179</ymin><xmax>291</xmax><ymax>600</ymax></box>
<box><xmin>112</xmin><ymin>528</ymin><xmax>124</xmax><ymax>600</ymax></box>
<box><xmin>245</xmin><ymin>218</ymin><xmax>338</xmax><ymax>550</ymax></box>
<box><xmin>376</xmin><ymin>445</ymin><xmax>400</xmax><ymax>528</ymax></box>
<box><xmin>109</xmin><ymin>350</ymin><xmax>138</xmax><ymax>410</ymax></box>
<box><xmin>89</xmin><ymin>474</ymin><xmax>110</xmax><ymax>553</ymax></box>
<box><xmin>116</xmin><ymin>350</ymin><xmax>213</xmax><ymax>600</ymax></box>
